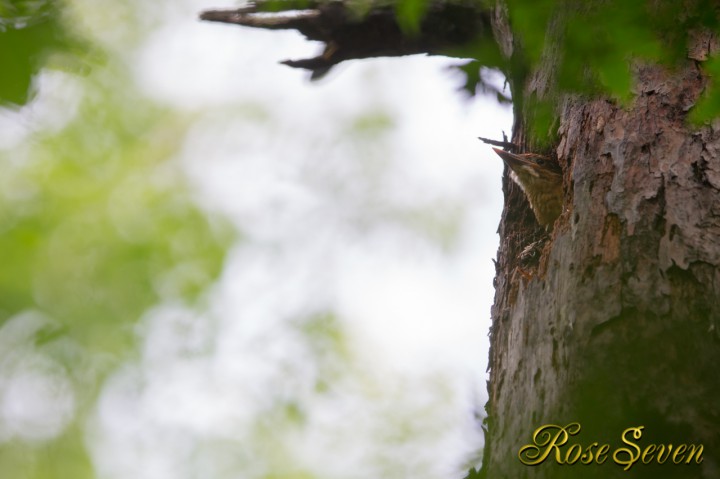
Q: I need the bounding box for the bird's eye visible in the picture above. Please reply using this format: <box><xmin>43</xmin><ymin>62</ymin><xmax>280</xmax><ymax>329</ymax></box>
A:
<box><xmin>535</xmin><ymin>158</ymin><xmax>545</xmax><ymax>165</ymax></box>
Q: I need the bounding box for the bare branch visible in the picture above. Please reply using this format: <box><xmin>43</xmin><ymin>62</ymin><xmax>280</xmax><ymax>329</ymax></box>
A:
<box><xmin>200</xmin><ymin>1</ymin><xmax>494</xmax><ymax>79</ymax></box>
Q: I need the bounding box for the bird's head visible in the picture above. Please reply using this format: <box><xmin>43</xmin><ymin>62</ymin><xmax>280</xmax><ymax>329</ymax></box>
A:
<box><xmin>491</xmin><ymin>148</ymin><xmax>561</xmax><ymax>183</ymax></box>
<box><xmin>490</xmin><ymin>147</ymin><xmax>564</xmax><ymax>227</ymax></box>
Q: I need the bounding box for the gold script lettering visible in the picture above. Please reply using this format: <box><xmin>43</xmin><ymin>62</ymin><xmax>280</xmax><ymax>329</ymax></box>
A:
<box><xmin>595</xmin><ymin>444</ymin><xmax>610</xmax><ymax>464</ymax></box>
<box><xmin>672</xmin><ymin>444</ymin><xmax>687</xmax><ymax>464</ymax></box>
<box><xmin>613</xmin><ymin>426</ymin><xmax>643</xmax><ymax>471</ymax></box>
<box><xmin>685</xmin><ymin>444</ymin><xmax>703</xmax><ymax>464</ymax></box>
<box><xmin>518</xmin><ymin>423</ymin><xmax>581</xmax><ymax>466</ymax></box>
<box><xmin>641</xmin><ymin>444</ymin><xmax>656</xmax><ymax>464</ymax></box>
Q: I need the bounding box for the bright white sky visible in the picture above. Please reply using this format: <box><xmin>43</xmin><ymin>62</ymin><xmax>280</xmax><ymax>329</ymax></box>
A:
<box><xmin>3</xmin><ymin>1</ymin><xmax>514</xmax><ymax>478</ymax></box>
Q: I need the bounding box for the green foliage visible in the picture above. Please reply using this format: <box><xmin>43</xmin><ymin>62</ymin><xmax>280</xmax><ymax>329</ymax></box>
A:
<box><xmin>690</xmin><ymin>55</ymin><xmax>720</xmax><ymax>124</ymax></box>
<box><xmin>448</xmin><ymin>35</ymin><xmax>506</xmax><ymax>72</ymax></box>
<box><xmin>251</xmin><ymin>0</ymin><xmax>314</xmax><ymax>13</ymax></box>
<box><xmin>505</xmin><ymin>0</ymin><xmax>557</xmax><ymax>66</ymax></box>
<box><xmin>525</xmin><ymin>94</ymin><xmax>556</xmax><ymax>149</ymax></box>
<box><xmin>351</xmin><ymin>111</ymin><xmax>395</xmax><ymax>135</ymax></box>
<box><xmin>0</xmin><ymin>0</ymin><xmax>86</xmax><ymax>105</ymax></box>
<box><xmin>496</xmin><ymin>0</ymin><xmax>720</xmax><ymax>140</ymax></box>
<box><xmin>296</xmin><ymin>311</ymin><xmax>351</xmax><ymax>391</ymax></box>
<box><xmin>395</xmin><ymin>0</ymin><xmax>428</xmax><ymax>35</ymax></box>
<box><xmin>682</xmin><ymin>0</ymin><xmax>720</xmax><ymax>124</ymax></box>
<box><xmin>462</xmin><ymin>466</ymin><xmax>482</xmax><ymax>479</ymax></box>
<box><xmin>455</xmin><ymin>61</ymin><xmax>483</xmax><ymax>96</ymax></box>
<box><xmin>0</xmin><ymin>69</ymin><xmax>232</xmax><ymax>358</ymax></box>
<box><xmin>453</xmin><ymin>62</ymin><xmax>511</xmax><ymax>102</ymax></box>
<box><xmin>236</xmin><ymin>0</ymin><xmax>720</xmax><ymax>126</ymax></box>
<box><xmin>0</xmin><ymin>427</ymin><xmax>95</xmax><ymax>479</ymax></box>
<box><xmin>558</xmin><ymin>1</ymin><xmax>662</xmax><ymax>103</ymax></box>
<box><xmin>0</xmin><ymin>25</ymin><xmax>232</xmax><ymax>476</ymax></box>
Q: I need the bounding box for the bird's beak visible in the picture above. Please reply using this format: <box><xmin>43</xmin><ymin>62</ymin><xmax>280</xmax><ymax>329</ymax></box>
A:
<box><xmin>491</xmin><ymin>147</ymin><xmax>533</xmax><ymax>169</ymax></box>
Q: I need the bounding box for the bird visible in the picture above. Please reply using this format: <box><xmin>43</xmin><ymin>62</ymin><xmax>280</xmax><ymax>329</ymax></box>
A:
<box><xmin>491</xmin><ymin>147</ymin><xmax>563</xmax><ymax>228</ymax></box>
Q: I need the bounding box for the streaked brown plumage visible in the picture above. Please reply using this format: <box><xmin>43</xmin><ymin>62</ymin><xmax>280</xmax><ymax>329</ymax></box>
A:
<box><xmin>491</xmin><ymin>148</ymin><xmax>563</xmax><ymax>228</ymax></box>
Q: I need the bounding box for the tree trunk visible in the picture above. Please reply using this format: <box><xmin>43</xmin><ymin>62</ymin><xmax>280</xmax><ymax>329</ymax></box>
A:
<box><xmin>483</xmin><ymin>14</ymin><xmax>720</xmax><ymax>479</ymax></box>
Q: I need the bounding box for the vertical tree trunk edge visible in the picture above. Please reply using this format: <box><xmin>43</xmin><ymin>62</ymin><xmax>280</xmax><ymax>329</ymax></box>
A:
<box><xmin>482</xmin><ymin>12</ymin><xmax>720</xmax><ymax>479</ymax></box>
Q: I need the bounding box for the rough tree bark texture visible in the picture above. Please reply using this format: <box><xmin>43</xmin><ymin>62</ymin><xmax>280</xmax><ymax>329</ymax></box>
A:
<box><xmin>484</xmin><ymin>20</ymin><xmax>720</xmax><ymax>479</ymax></box>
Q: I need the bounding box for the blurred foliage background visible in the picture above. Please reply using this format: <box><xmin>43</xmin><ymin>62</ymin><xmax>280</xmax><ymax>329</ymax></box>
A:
<box><xmin>0</xmin><ymin>1</ymin><xmax>503</xmax><ymax>478</ymax></box>
<box><xmin>1</xmin><ymin>2</ymin><xmax>232</xmax><ymax>478</ymax></box>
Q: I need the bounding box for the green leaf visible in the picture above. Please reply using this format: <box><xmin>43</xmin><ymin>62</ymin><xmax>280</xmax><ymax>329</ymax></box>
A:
<box><xmin>507</xmin><ymin>0</ymin><xmax>558</xmax><ymax>65</ymax></box>
<box><xmin>0</xmin><ymin>0</ymin><xmax>84</xmax><ymax>105</ymax></box>
<box><xmin>526</xmin><ymin>95</ymin><xmax>556</xmax><ymax>148</ymax></box>
<box><xmin>689</xmin><ymin>56</ymin><xmax>720</xmax><ymax>124</ymax></box>
<box><xmin>395</xmin><ymin>0</ymin><xmax>428</xmax><ymax>35</ymax></box>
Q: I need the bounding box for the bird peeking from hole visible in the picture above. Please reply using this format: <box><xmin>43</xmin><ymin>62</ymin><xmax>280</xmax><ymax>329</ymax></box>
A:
<box><xmin>491</xmin><ymin>147</ymin><xmax>563</xmax><ymax>228</ymax></box>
